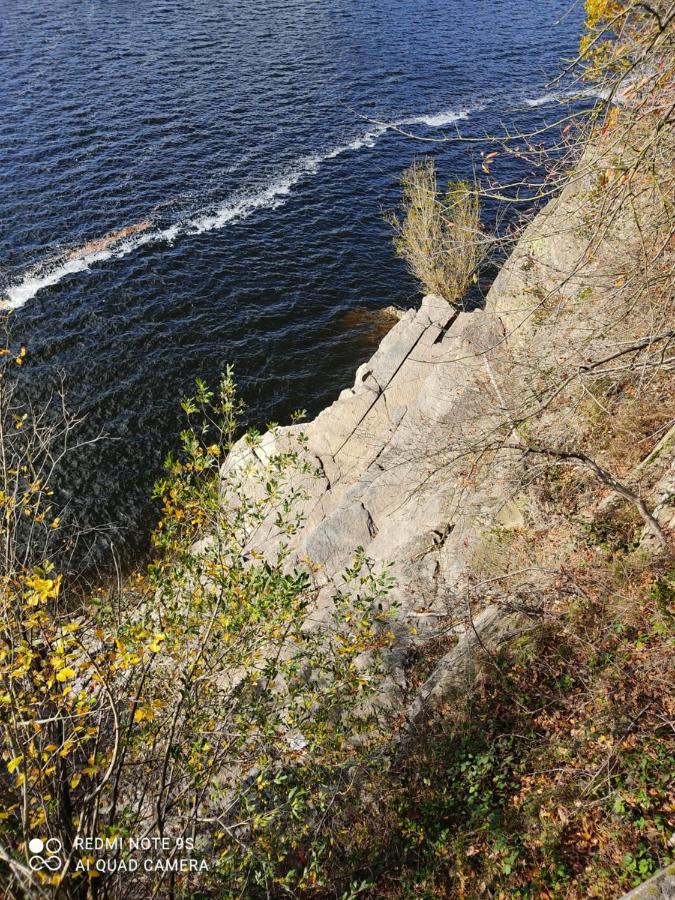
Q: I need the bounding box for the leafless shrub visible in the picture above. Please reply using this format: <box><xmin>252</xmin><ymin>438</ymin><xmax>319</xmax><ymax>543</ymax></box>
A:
<box><xmin>389</xmin><ymin>159</ymin><xmax>487</xmax><ymax>305</ymax></box>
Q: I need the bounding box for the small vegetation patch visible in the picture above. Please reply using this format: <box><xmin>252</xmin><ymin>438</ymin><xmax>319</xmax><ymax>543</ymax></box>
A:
<box><xmin>389</xmin><ymin>159</ymin><xmax>487</xmax><ymax>305</ymax></box>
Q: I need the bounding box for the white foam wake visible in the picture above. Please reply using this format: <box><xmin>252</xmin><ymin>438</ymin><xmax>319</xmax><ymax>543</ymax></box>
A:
<box><xmin>524</xmin><ymin>86</ymin><xmax>610</xmax><ymax>107</ymax></box>
<box><xmin>395</xmin><ymin>102</ymin><xmax>483</xmax><ymax>128</ymax></box>
<box><xmin>186</xmin><ymin>125</ymin><xmax>388</xmax><ymax>235</ymax></box>
<box><xmin>1</xmin><ymin>225</ymin><xmax>179</xmax><ymax>311</ymax></box>
<box><xmin>1</xmin><ymin>104</ymin><xmax>480</xmax><ymax>310</ymax></box>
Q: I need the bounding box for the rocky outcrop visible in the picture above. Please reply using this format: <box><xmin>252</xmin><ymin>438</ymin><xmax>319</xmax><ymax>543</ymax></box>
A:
<box><xmin>224</xmin><ymin>146</ymin><xmax>673</xmax><ymax>710</ymax></box>
<box><xmin>229</xmin><ymin>294</ymin><xmax>515</xmax><ymax>635</ymax></box>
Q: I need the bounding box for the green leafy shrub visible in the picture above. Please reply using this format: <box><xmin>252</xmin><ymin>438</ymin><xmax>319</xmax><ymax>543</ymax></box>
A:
<box><xmin>0</xmin><ymin>367</ymin><xmax>395</xmax><ymax>898</ymax></box>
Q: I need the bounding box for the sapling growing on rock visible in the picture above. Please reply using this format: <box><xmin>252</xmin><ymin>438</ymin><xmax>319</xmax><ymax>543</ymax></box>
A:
<box><xmin>390</xmin><ymin>159</ymin><xmax>487</xmax><ymax>305</ymax></box>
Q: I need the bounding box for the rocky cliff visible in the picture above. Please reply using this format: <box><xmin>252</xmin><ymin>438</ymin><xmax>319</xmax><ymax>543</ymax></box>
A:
<box><xmin>227</xmin><ymin>143</ymin><xmax>673</xmax><ymax>724</ymax></box>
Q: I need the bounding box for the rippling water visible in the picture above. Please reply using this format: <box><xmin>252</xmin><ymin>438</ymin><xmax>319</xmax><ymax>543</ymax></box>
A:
<box><xmin>0</xmin><ymin>0</ymin><xmax>586</xmax><ymax>567</ymax></box>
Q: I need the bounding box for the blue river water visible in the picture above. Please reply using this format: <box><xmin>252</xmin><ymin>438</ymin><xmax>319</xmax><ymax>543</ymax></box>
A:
<box><xmin>0</xmin><ymin>0</ymin><xmax>587</xmax><ymax>566</ymax></box>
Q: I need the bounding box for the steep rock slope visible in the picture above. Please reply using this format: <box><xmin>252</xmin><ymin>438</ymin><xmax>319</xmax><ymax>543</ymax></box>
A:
<box><xmin>226</xmin><ymin>145</ymin><xmax>672</xmax><ymax>708</ymax></box>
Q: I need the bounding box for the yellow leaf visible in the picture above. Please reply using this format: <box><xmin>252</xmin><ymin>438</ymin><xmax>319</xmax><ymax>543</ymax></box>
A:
<box><xmin>7</xmin><ymin>756</ymin><xmax>23</xmax><ymax>774</ymax></box>
<box><xmin>56</xmin><ymin>667</ymin><xmax>76</xmax><ymax>682</ymax></box>
<box><xmin>59</xmin><ymin>740</ymin><xmax>75</xmax><ymax>758</ymax></box>
<box><xmin>148</xmin><ymin>633</ymin><xmax>166</xmax><ymax>653</ymax></box>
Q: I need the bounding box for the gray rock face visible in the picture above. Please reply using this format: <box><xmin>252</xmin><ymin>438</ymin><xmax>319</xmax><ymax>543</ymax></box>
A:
<box><xmin>223</xmin><ymin>287</ymin><xmax>531</xmax><ymax>714</ymax></box>
<box><xmin>232</xmin><ymin>294</ymin><xmax>512</xmax><ymax>624</ymax></box>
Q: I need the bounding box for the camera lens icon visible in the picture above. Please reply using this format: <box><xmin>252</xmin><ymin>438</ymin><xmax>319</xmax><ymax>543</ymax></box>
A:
<box><xmin>28</xmin><ymin>837</ymin><xmax>62</xmax><ymax>871</ymax></box>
